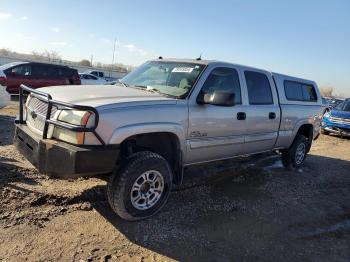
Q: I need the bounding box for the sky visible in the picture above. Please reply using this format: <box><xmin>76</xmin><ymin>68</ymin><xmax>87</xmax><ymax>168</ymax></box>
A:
<box><xmin>0</xmin><ymin>0</ymin><xmax>349</xmax><ymax>96</ymax></box>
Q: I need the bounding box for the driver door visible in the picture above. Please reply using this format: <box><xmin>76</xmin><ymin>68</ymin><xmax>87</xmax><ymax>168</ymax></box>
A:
<box><xmin>186</xmin><ymin>66</ymin><xmax>247</xmax><ymax>164</ymax></box>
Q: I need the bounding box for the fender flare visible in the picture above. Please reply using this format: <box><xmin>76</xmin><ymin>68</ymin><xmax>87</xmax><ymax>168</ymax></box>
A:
<box><xmin>109</xmin><ymin>122</ymin><xmax>185</xmax><ymax>146</ymax></box>
<box><xmin>287</xmin><ymin>119</ymin><xmax>314</xmax><ymax>148</ymax></box>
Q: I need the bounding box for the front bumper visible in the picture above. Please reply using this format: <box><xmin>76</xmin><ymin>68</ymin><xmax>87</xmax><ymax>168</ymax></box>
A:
<box><xmin>14</xmin><ymin>124</ymin><xmax>119</xmax><ymax>178</ymax></box>
<box><xmin>321</xmin><ymin>117</ymin><xmax>350</xmax><ymax>136</ymax></box>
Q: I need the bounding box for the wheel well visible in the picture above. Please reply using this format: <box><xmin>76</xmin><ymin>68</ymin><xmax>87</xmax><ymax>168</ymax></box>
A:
<box><xmin>297</xmin><ymin>124</ymin><xmax>313</xmax><ymax>152</ymax></box>
<box><xmin>120</xmin><ymin>132</ymin><xmax>183</xmax><ymax>184</ymax></box>
<box><xmin>297</xmin><ymin>124</ymin><xmax>313</xmax><ymax>140</ymax></box>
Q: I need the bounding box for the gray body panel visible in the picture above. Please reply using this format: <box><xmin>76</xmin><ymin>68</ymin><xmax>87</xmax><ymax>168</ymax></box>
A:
<box><xmin>26</xmin><ymin>59</ymin><xmax>322</xmax><ymax>167</ymax></box>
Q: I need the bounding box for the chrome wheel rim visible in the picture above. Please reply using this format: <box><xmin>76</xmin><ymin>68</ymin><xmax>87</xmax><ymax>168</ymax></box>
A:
<box><xmin>130</xmin><ymin>170</ymin><xmax>164</xmax><ymax>210</ymax></box>
<box><xmin>295</xmin><ymin>143</ymin><xmax>306</xmax><ymax>165</ymax></box>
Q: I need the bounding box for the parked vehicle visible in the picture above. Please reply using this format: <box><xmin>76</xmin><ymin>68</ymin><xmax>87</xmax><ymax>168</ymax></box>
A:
<box><xmin>85</xmin><ymin>70</ymin><xmax>105</xmax><ymax>78</ymax></box>
<box><xmin>14</xmin><ymin>58</ymin><xmax>322</xmax><ymax>221</ymax></box>
<box><xmin>0</xmin><ymin>85</ymin><xmax>10</xmax><ymax>109</ymax></box>
<box><xmin>0</xmin><ymin>62</ymin><xmax>80</xmax><ymax>94</ymax></box>
<box><xmin>79</xmin><ymin>73</ymin><xmax>107</xmax><ymax>85</ymax></box>
<box><xmin>322</xmin><ymin>97</ymin><xmax>331</xmax><ymax>114</ymax></box>
<box><xmin>329</xmin><ymin>98</ymin><xmax>344</xmax><ymax>109</ymax></box>
<box><xmin>106</xmin><ymin>79</ymin><xmax>123</xmax><ymax>85</ymax></box>
<box><xmin>84</xmin><ymin>70</ymin><xmax>123</xmax><ymax>82</ymax></box>
<box><xmin>322</xmin><ymin>98</ymin><xmax>350</xmax><ymax>137</ymax></box>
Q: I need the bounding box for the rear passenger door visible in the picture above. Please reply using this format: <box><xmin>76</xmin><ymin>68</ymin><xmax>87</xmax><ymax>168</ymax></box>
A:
<box><xmin>242</xmin><ymin>70</ymin><xmax>280</xmax><ymax>154</ymax></box>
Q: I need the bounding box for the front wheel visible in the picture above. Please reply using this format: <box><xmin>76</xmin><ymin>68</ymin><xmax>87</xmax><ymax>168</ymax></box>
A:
<box><xmin>281</xmin><ymin>134</ymin><xmax>308</xmax><ymax>169</ymax></box>
<box><xmin>107</xmin><ymin>151</ymin><xmax>173</xmax><ymax>221</ymax></box>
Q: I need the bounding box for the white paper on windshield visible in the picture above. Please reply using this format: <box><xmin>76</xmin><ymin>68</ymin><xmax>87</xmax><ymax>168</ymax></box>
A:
<box><xmin>172</xmin><ymin>67</ymin><xmax>194</xmax><ymax>73</ymax></box>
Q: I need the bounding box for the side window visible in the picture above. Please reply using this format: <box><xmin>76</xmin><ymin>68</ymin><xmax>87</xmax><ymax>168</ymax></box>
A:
<box><xmin>33</xmin><ymin>65</ymin><xmax>50</xmax><ymax>77</ymax></box>
<box><xmin>11</xmin><ymin>64</ymin><xmax>32</xmax><ymax>76</ymax></box>
<box><xmin>284</xmin><ymin>81</ymin><xmax>303</xmax><ymax>100</ymax></box>
<box><xmin>284</xmin><ymin>80</ymin><xmax>317</xmax><ymax>102</ymax></box>
<box><xmin>245</xmin><ymin>71</ymin><xmax>273</xmax><ymax>105</ymax></box>
<box><xmin>63</xmin><ymin>68</ymin><xmax>73</xmax><ymax>77</ymax></box>
<box><xmin>201</xmin><ymin>67</ymin><xmax>242</xmax><ymax>104</ymax></box>
<box><xmin>302</xmin><ymin>84</ymin><xmax>317</xmax><ymax>101</ymax></box>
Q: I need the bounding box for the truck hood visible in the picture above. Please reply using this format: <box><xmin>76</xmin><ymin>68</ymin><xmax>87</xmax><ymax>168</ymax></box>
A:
<box><xmin>330</xmin><ymin>110</ymin><xmax>350</xmax><ymax>119</ymax></box>
<box><xmin>38</xmin><ymin>85</ymin><xmax>177</xmax><ymax>108</ymax></box>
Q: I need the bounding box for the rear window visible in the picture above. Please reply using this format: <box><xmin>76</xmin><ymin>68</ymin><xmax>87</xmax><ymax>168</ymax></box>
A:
<box><xmin>284</xmin><ymin>81</ymin><xmax>317</xmax><ymax>102</ymax></box>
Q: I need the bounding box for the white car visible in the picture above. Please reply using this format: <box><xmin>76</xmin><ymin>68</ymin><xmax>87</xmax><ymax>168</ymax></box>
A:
<box><xmin>79</xmin><ymin>73</ymin><xmax>107</xmax><ymax>85</ymax></box>
<box><xmin>0</xmin><ymin>70</ymin><xmax>10</xmax><ymax>108</ymax></box>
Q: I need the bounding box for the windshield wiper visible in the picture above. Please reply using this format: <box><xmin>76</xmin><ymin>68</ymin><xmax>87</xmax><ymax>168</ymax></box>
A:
<box><xmin>114</xmin><ymin>80</ymin><xmax>129</xmax><ymax>87</ymax></box>
<box><xmin>133</xmin><ymin>85</ymin><xmax>176</xmax><ymax>98</ymax></box>
<box><xmin>134</xmin><ymin>85</ymin><xmax>161</xmax><ymax>94</ymax></box>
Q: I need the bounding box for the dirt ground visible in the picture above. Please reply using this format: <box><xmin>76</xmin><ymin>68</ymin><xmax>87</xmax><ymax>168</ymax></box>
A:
<box><xmin>1</xmin><ymin>102</ymin><xmax>350</xmax><ymax>262</ymax></box>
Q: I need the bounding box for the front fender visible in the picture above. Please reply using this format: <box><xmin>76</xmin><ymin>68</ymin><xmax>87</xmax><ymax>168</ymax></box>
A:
<box><xmin>108</xmin><ymin>122</ymin><xmax>186</xmax><ymax>152</ymax></box>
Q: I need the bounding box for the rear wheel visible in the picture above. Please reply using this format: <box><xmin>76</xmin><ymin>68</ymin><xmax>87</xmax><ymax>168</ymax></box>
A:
<box><xmin>107</xmin><ymin>151</ymin><xmax>173</xmax><ymax>221</ymax></box>
<box><xmin>281</xmin><ymin>134</ymin><xmax>308</xmax><ymax>169</ymax></box>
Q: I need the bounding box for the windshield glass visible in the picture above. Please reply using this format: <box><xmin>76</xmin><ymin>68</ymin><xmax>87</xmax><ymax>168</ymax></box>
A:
<box><xmin>335</xmin><ymin>100</ymin><xmax>350</xmax><ymax>112</ymax></box>
<box><xmin>120</xmin><ymin>61</ymin><xmax>206</xmax><ymax>98</ymax></box>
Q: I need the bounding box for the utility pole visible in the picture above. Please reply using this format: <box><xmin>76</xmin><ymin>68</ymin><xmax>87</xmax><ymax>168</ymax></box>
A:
<box><xmin>110</xmin><ymin>38</ymin><xmax>117</xmax><ymax>77</ymax></box>
<box><xmin>90</xmin><ymin>54</ymin><xmax>93</xmax><ymax>67</ymax></box>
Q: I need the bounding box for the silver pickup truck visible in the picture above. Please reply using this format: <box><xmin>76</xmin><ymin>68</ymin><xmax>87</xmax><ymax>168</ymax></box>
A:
<box><xmin>14</xmin><ymin>58</ymin><xmax>322</xmax><ymax>220</ymax></box>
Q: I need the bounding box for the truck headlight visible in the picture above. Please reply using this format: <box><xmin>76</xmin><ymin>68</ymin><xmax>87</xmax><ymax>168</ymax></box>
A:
<box><xmin>53</xmin><ymin>110</ymin><xmax>95</xmax><ymax>144</ymax></box>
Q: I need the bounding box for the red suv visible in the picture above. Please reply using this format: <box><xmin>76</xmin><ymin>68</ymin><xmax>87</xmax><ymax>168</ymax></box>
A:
<box><xmin>0</xmin><ymin>62</ymin><xmax>81</xmax><ymax>94</ymax></box>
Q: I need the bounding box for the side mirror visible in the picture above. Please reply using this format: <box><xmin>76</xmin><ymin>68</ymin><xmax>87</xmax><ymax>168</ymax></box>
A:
<box><xmin>197</xmin><ymin>91</ymin><xmax>235</xmax><ymax>107</ymax></box>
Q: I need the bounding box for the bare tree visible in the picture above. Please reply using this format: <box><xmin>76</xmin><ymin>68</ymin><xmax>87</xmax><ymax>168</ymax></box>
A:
<box><xmin>0</xmin><ymin>48</ymin><xmax>12</xmax><ymax>56</ymax></box>
<box><xmin>79</xmin><ymin>59</ymin><xmax>91</xmax><ymax>67</ymax></box>
<box><xmin>320</xmin><ymin>86</ymin><xmax>333</xmax><ymax>97</ymax></box>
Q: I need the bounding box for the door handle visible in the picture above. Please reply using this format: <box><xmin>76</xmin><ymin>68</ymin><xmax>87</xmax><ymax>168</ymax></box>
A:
<box><xmin>237</xmin><ymin>112</ymin><xmax>246</xmax><ymax>120</ymax></box>
<box><xmin>269</xmin><ymin>112</ymin><xmax>276</xmax><ymax>119</ymax></box>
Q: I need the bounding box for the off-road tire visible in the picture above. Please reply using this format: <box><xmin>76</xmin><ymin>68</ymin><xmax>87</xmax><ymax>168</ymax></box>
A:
<box><xmin>107</xmin><ymin>151</ymin><xmax>173</xmax><ymax>221</ymax></box>
<box><xmin>281</xmin><ymin>134</ymin><xmax>308</xmax><ymax>170</ymax></box>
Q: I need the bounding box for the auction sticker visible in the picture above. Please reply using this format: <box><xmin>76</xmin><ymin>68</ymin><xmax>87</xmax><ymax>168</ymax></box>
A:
<box><xmin>172</xmin><ymin>67</ymin><xmax>194</xmax><ymax>73</ymax></box>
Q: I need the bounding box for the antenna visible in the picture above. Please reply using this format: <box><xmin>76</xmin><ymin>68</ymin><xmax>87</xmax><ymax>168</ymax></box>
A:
<box><xmin>196</xmin><ymin>52</ymin><xmax>203</xmax><ymax>61</ymax></box>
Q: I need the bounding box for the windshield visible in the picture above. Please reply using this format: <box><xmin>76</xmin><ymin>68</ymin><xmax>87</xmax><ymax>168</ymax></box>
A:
<box><xmin>335</xmin><ymin>100</ymin><xmax>350</xmax><ymax>112</ymax></box>
<box><xmin>120</xmin><ymin>61</ymin><xmax>206</xmax><ymax>98</ymax></box>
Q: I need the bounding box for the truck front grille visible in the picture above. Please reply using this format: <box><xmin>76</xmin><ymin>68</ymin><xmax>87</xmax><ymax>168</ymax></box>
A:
<box><xmin>329</xmin><ymin>116</ymin><xmax>350</xmax><ymax>125</ymax></box>
<box><xmin>26</xmin><ymin>96</ymin><xmax>58</xmax><ymax>133</ymax></box>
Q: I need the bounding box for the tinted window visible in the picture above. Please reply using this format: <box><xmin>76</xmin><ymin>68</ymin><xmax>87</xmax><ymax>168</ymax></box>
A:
<box><xmin>284</xmin><ymin>81</ymin><xmax>303</xmax><ymax>100</ymax></box>
<box><xmin>201</xmin><ymin>67</ymin><xmax>242</xmax><ymax>104</ymax></box>
<box><xmin>335</xmin><ymin>100</ymin><xmax>350</xmax><ymax>112</ymax></box>
<box><xmin>302</xmin><ymin>84</ymin><xmax>317</xmax><ymax>101</ymax></box>
<box><xmin>10</xmin><ymin>64</ymin><xmax>32</xmax><ymax>76</ymax></box>
<box><xmin>32</xmin><ymin>65</ymin><xmax>49</xmax><ymax>77</ymax></box>
<box><xmin>89</xmin><ymin>75</ymin><xmax>97</xmax><ymax>80</ymax></box>
<box><xmin>284</xmin><ymin>81</ymin><xmax>317</xmax><ymax>102</ymax></box>
<box><xmin>245</xmin><ymin>71</ymin><xmax>273</xmax><ymax>105</ymax></box>
<box><xmin>61</xmin><ymin>68</ymin><xmax>73</xmax><ymax>77</ymax></box>
<box><xmin>82</xmin><ymin>74</ymin><xmax>97</xmax><ymax>80</ymax></box>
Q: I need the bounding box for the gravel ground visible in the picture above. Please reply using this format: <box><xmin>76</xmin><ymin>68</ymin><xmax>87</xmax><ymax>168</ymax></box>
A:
<box><xmin>1</xmin><ymin>102</ymin><xmax>350</xmax><ymax>262</ymax></box>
